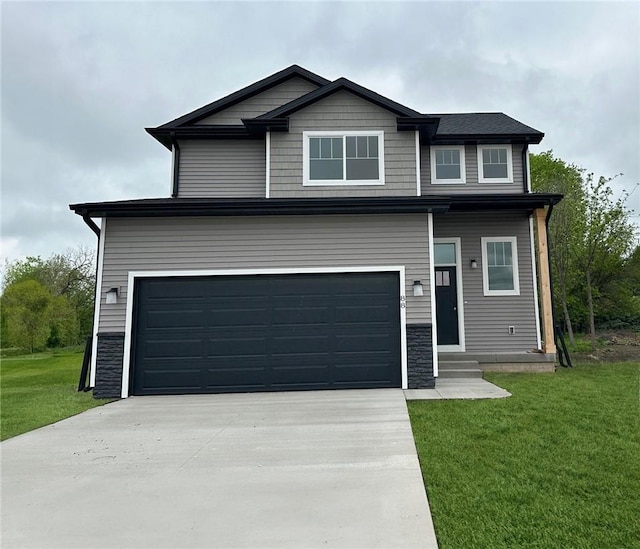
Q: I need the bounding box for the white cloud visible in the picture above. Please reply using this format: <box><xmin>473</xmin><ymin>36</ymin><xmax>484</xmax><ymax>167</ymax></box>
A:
<box><xmin>1</xmin><ymin>1</ymin><xmax>638</xmax><ymax>262</ymax></box>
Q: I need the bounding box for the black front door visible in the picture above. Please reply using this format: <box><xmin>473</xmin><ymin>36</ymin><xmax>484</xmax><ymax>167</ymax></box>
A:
<box><xmin>435</xmin><ymin>266</ymin><xmax>459</xmax><ymax>346</ymax></box>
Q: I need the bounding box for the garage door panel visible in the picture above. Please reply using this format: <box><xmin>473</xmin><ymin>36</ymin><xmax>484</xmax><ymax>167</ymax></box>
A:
<box><xmin>270</xmin><ymin>335</ymin><xmax>330</xmax><ymax>355</ymax></box>
<box><xmin>207</xmin><ymin>337</ymin><xmax>267</xmax><ymax>356</ymax></box>
<box><xmin>333</xmin><ymin>362</ymin><xmax>395</xmax><ymax>383</ymax></box>
<box><xmin>204</xmin><ymin>366</ymin><xmax>267</xmax><ymax>389</ymax></box>
<box><xmin>143</xmin><ymin>339</ymin><xmax>204</xmax><ymax>359</ymax></box>
<box><xmin>272</xmin><ymin>307</ymin><xmax>330</xmax><ymax>326</ymax></box>
<box><xmin>142</xmin><ymin>369</ymin><xmax>202</xmax><ymax>391</ymax></box>
<box><xmin>131</xmin><ymin>272</ymin><xmax>401</xmax><ymax>395</ymax></box>
<box><xmin>144</xmin><ymin>281</ymin><xmax>207</xmax><ymax>299</ymax></box>
<box><xmin>146</xmin><ymin>310</ymin><xmax>206</xmax><ymax>329</ymax></box>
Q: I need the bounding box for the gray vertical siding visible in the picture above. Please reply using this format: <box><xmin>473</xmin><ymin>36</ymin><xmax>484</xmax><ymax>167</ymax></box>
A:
<box><xmin>98</xmin><ymin>214</ymin><xmax>432</xmax><ymax>331</ymax></box>
<box><xmin>270</xmin><ymin>91</ymin><xmax>417</xmax><ymax>198</ymax></box>
<box><xmin>433</xmin><ymin>211</ymin><xmax>538</xmax><ymax>352</ymax></box>
<box><xmin>195</xmin><ymin>77</ymin><xmax>319</xmax><ymax>125</ymax></box>
<box><xmin>421</xmin><ymin>144</ymin><xmax>524</xmax><ymax>194</ymax></box>
<box><xmin>177</xmin><ymin>140</ymin><xmax>265</xmax><ymax>198</ymax></box>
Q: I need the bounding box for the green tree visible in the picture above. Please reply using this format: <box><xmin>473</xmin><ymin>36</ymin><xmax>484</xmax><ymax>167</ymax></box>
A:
<box><xmin>575</xmin><ymin>175</ymin><xmax>637</xmax><ymax>348</ymax></box>
<box><xmin>2</xmin><ymin>246</ymin><xmax>95</xmax><ymax>345</ymax></box>
<box><xmin>1</xmin><ymin>280</ymin><xmax>52</xmax><ymax>353</ymax></box>
<box><xmin>530</xmin><ymin>151</ymin><xmax>585</xmax><ymax>344</ymax></box>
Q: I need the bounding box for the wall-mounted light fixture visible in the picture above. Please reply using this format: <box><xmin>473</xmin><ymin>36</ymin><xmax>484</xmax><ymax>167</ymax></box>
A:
<box><xmin>106</xmin><ymin>287</ymin><xmax>119</xmax><ymax>304</ymax></box>
<box><xmin>470</xmin><ymin>259</ymin><xmax>478</xmax><ymax>269</ymax></box>
<box><xmin>412</xmin><ymin>280</ymin><xmax>424</xmax><ymax>297</ymax></box>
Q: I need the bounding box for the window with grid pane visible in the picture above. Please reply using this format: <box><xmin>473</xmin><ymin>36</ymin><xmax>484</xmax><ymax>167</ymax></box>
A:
<box><xmin>481</xmin><ymin>237</ymin><xmax>520</xmax><ymax>295</ymax></box>
<box><xmin>430</xmin><ymin>145</ymin><xmax>465</xmax><ymax>184</ymax></box>
<box><xmin>309</xmin><ymin>137</ymin><xmax>343</xmax><ymax>180</ymax></box>
<box><xmin>478</xmin><ymin>145</ymin><xmax>513</xmax><ymax>183</ymax></box>
<box><xmin>304</xmin><ymin>132</ymin><xmax>384</xmax><ymax>185</ymax></box>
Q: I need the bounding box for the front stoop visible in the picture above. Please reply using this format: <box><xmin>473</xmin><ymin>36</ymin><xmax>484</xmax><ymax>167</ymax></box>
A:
<box><xmin>437</xmin><ymin>360</ymin><xmax>483</xmax><ymax>379</ymax></box>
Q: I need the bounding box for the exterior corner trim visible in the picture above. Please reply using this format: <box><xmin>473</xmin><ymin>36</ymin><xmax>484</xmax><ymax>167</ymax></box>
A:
<box><xmin>415</xmin><ymin>131</ymin><xmax>421</xmax><ymax>196</ymax></box>
<box><xmin>90</xmin><ymin>217</ymin><xmax>106</xmax><ymax>387</ymax></box>
<box><xmin>427</xmin><ymin>213</ymin><xmax>439</xmax><ymax>376</ymax></box>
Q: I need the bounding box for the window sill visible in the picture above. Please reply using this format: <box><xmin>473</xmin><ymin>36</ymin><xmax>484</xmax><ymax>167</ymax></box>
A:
<box><xmin>303</xmin><ymin>180</ymin><xmax>385</xmax><ymax>186</ymax></box>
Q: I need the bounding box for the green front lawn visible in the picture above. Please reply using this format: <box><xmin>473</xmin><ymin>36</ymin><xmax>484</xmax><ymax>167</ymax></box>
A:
<box><xmin>408</xmin><ymin>362</ymin><xmax>640</xmax><ymax>548</ymax></box>
<box><xmin>1</xmin><ymin>350</ymin><xmax>112</xmax><ymax>441</ymax></box>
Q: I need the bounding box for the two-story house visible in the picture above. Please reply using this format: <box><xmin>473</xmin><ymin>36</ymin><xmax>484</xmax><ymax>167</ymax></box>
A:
<box><xmin>71</xmin><ymin>65</ymin><xmax>561</xmax><ymax>398</ymax></box>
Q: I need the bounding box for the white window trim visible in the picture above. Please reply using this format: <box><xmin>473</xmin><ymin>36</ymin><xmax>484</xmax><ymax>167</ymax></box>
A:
<box><xmin>302</xmin><ymin>131</ymin><xmax>385</xmax><ymax>186</ymax></box>
<box><xmin>477</xmin><ymin>144</ymin><xmax>513</xmax><ymax>184</ymax></box>
<box><xmin>434</xmin><ymin>237</ymin><xmax>466</xmax><ymax>352</ymax></box>
<box><xmin>427</xmin><ymin>214</ymin><xmax>439</xmax><ymax>377</ymax></box>
<box><xmin>481</xmin><ymin>236</ymin><xmax>520</xmax><ymax>296</ymax></box>
<box><xmin>120</xmin><ymin>265</ymin><xmax>407</xmax><ymax>398</ymax></box>
<box><xmin>430</xmin><ymin>145</ymin><xmax>466</xmax><ymax>185</ymax></box>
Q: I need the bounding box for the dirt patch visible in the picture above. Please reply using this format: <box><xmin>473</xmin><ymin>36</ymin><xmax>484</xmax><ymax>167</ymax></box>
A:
<box><xmin>570</xmin><ymin>330</ymin><xmax>640</xmax><ymax>363</ymax></box>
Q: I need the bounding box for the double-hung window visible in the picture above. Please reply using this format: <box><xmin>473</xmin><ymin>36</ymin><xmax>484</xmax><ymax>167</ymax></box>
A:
<box><xmin>481</xmin><ymin>237</ymin><xmax>520</xmax><ymax>296</ymax></box>
<box><xmin>430</xmin><ymin>145</ymin><xmax>466</xmax><ymax>184</ymax></box>
<box><xmin>478</xmin><ymin>145</ymin><xmax>513</xmax><ymax>183</ymax></box>
<box><xmin>303</xmin><ymin>131</ymin><xmax>384</xmax><ymax>185</ymax></box>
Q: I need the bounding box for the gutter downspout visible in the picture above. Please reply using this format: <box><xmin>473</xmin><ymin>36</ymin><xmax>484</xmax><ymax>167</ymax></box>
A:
<box><xmin>522</xmin><ymin>143</ymin><xmax>529</xmax><ymax>193</ymax></box>
<box><xmin>82</xmin><ymin>214</ymin><xmax>100</xmax><ymax>238</ymax></box>
<box><xmin>78</xmin><ymin>212</ymin><xmax>100</xmax><ymax>391</ymax></box>
<box><xmin>170</xmin><ymin>133</ymin><xmax>180</xmax><ymax>198</ymax></box>
<box><xmin>545</xmin><ymin>202</ymin><xmax>569</xmax><ymax>365</ymax></box>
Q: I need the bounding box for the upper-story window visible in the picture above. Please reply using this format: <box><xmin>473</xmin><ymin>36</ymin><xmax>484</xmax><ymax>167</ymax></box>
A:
<box><xmin>303</xmin><ymin>131</ymin><xmax>385</xmax><ymax>186</ymax></box>
<box><xmin>430</xmin><ymin>145</ymin><xmax>466</xmax><ymax>184</ymax></box>
<box><xmin>478</xmin><ymin>145</ymin><xmax>513</xmax><ymax>183</ymax></box>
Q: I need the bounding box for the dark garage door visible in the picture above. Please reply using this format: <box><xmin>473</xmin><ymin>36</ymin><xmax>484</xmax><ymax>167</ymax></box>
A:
<box><xmin>131</xmin><ymin>272</ymin><xmax>401</xmax><ymax>395</ymax></box>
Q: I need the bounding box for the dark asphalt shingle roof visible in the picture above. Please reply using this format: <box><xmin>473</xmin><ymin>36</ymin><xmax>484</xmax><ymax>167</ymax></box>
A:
<box><xmin>431</xmin><ymin>112</ymin><xmax>542</xmax><ymax>136</ymax></box>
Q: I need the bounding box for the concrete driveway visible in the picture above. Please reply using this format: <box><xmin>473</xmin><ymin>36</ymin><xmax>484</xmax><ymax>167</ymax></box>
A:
<box><xmin>1</xmin><ymin>389</ymin><xmax>438</xmax><ymax>548</ymax></box>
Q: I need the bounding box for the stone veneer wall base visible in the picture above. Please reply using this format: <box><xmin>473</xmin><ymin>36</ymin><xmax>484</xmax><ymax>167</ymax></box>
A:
<box><xmin>407</xmin><ymin>324</ymin><xmax>435</xmax><ymax>388</ymax></box>
<box><xmin>94</xmin><ymin>332</ymin><xmax>125</xmax><ymax>399</ymax></box>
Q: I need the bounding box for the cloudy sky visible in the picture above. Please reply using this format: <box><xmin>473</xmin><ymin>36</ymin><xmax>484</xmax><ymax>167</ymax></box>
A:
<box><xmin>2</xmin><ymin>1</ymin><xmax>639</xmax><ymax>266</ymax></box>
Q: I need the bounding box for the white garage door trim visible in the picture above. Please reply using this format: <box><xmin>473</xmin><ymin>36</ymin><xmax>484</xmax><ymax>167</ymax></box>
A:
<box><xmin>121</xmin><ymin>266</ymin><xmax>408</xmax><ymax>398</ymax></box>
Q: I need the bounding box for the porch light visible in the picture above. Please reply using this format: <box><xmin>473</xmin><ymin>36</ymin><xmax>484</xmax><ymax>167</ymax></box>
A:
<box><xmin>106</xmin><ymin>287</ymin><xmax>119</xmax><ymax>304</ymax></box>
<box><xmin>470</xmin><ymin>259</ymin><xmax>478</xmax><ymax>269</ymax></box>
<box><xmin>412</xmin><ymin>280</ymin><xmax>424</xmax><ymax>297</ymax></box>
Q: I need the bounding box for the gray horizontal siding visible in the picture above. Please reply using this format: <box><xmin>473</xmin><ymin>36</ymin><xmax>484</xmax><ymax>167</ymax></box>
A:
<box><xmin>195</xmin><ymin>77</ymin><xmax>319</xmax><ymax>125</ymax></box>
<box><xmin>98</xmin><ymin>214</ymin><xmax>432</xmax><ymax>331</ymax></box>
<box><xmin>270</xmin><ymin>91</ymin><xmax>417</xmax><ymax>198</ymax></box>
<box><xmin>177</xmin><ymin>140</ymin><xmax>265</xmax><ymax>198</ymax></box>
<box><xmin>421</xmin><ymin>144</ymin><xmax>524</xmax><ymax>194</ymax></box>
<box><xmin>434</xmin><ymin>211</ymin><xmax>538</xmax><ymax>352</ymax></box>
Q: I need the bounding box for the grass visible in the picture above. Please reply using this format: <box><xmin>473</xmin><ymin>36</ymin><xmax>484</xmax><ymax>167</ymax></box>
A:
<box><xmin>408</xmin><ymin>362</ymin><xmax>640</xmax><ymax>549</ymax></box>
<box><xmin>1</xmin><ymin>349</ymin><xmax>112</xmax><ymax>441</ymax></box>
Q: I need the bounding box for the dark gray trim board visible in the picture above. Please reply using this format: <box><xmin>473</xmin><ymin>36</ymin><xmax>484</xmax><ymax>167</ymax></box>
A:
<box><xmin>70</xmin><ymin>194</ymin><xmax>562</xmax><ymax>219</ymax></box>
<box><xmin>156</xmin><ymin>65</ymin><xmax>330</xmax><ymax>129</ymax></box>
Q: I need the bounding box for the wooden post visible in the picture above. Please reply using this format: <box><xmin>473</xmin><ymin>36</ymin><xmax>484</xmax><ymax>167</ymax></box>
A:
<box><xmin>534</xmin><ymin>208</ymin><xmax>556</xmax><ymax>354</ymax></box>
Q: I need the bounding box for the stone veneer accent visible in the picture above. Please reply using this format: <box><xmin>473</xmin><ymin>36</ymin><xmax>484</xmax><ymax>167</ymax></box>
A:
<box><xmin>94</xmin><ymin>332</ymin><xmax>125</xmax><ymax>398</ymax></box>
<box><xmin>407</xmin><ymin>324</ymin><xmax>435</xmax><ymax>388</ymax></box>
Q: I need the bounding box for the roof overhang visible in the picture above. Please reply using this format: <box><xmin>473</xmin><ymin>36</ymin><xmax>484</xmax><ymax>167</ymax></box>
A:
<box><xmin>70</xmin><ymin>197</ymin><xmax>451</xmax><ymax>218</ymax></box>
<box><xmin>145</xmin><ymin>126</ymin><xmax>263</xmax><ymax>149</ymax></box>
<box><xmin>70</xmin><ymin>194</ymin><xmax>562</xmax><ymax>220</ymax></box>
<box><xmin>448</xmin><ymin>193</ymin><xmax>562</xmax><ymax>212</ymax></box>
<box><xmin>432</xmin><ymin>133</ymin><xmax>544</xmax><ymax>145</ymax></box>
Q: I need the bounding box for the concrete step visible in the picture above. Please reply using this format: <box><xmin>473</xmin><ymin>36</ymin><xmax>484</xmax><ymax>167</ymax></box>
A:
<box><xmin>438</xmin><ymin>368</ymin><xmax>483</xmax><ymax>379</ymax></box>
<box><xmin>438</xmin><ymin>360</ymin><xmax>480</xmax><ymax>370</ymax></box>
